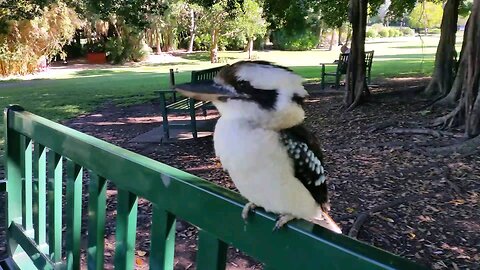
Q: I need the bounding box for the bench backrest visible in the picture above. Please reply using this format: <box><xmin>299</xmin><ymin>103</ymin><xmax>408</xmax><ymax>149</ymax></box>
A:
<box><xmin>191</xmin><ymin>66</ymin><xmax>223</xmax><ymax>83</ymax></box>
<box><xmin>3</xmin><ymin>106</ymin><xmax>424</xmax><ymax>270</ymax></box>
<box><xmin>365</xmin><ymin>50</ymin><xmax>375</xmax><ymax>72</ymax></box>
<box><xmin>337</xmin><ymin>53</ymin><xmax>350</xmax><ymax>74</ymax></box>
<box><xmin>337</xmin><ymin>50</ymin><xmax>375</xmax><ymax>75</ymax></box>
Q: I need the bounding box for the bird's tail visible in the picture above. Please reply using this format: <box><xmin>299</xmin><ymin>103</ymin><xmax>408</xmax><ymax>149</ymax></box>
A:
<box><xmin>312</xmin><ymin>210</ymin><xmax>342</xmax><ymax>234</ymax></box>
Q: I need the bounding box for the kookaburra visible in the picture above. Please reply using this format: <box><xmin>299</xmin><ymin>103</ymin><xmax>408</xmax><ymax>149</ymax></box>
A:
<box><xmin>176</xmin><ymin>61</ymin><xmax>342</xmax><ymax>233</ymax></box>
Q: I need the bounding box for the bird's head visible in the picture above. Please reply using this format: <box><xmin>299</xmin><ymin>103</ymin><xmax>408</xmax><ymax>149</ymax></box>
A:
<box><xmin>175</xmin><ymin>61</ymin><xmax>308</xmax><ymax>130</ymax></box>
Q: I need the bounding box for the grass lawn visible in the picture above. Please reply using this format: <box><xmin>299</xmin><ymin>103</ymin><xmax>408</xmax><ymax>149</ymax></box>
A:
<box><xmin>0</xmin><ymin>34</ymin><xmax>454</xmax><ymax>153</ymax></box>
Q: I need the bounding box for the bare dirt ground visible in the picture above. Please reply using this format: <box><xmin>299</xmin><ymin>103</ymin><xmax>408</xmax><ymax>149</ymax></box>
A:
<box><xmin>1</xmin><ymin>77</ymin><xmax>479</xmax><ymax>269</ymax></box>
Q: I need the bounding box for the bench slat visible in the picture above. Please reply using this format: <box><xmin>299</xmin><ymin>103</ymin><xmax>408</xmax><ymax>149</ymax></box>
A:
<box><xmin>87</xmin><ymin>173</ymin><xmax>107</xmax><ymax>270</ymax></box>
<box><xmin>47</xmin><ymin>151</ymin><xmax>62</xmax><ymax>262</ymax></box>
<box><xmin>196</xmin><ymin>230</ymin><xmax>228</xmax><ymax>270</ymax></box>
<box><xmin>21</xmin><ymin>136</ymin><xmax>33</xmax><ymax>231</ymax></box>
<box><xmin>149</xmin><ymin>207</ymin><xmax>176</xmax><ymax>270</ymax></box>
<box><xmin>33</xmin><ymin>143</ymin><xmax>47</xmax><ymax>246</ymax></box>
<box><xmin>114</xmin><ymin>189</ymin><xmax>138</xmax><ymax>270</ymax></box>
<box><xmin>66</xmin><ymin>160</ymin><xmax>83</xmax><ymax>270</ymax></box>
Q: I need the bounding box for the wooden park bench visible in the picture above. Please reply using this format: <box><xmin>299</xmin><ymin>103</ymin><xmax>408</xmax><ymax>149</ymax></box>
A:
<box><xmin>0</xmin><ymin>105</ymin><xmax>427</xmax><ymax>269</ymax></box>
<box><xmin>321</xmin><ymin>50</ymin><xmax>374</xmax><ymax>89</ymax></box>
<box><xmin>155</xmin><ymin>66</ymin><xmax>223</xmax><ymax>140</ymax></box>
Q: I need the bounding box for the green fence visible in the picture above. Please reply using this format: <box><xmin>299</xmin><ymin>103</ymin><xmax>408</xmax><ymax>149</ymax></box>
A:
<box><xmin>2</xmin><ymin>105</ymin><xmax>425</xmax><ymax>269</ymax></box>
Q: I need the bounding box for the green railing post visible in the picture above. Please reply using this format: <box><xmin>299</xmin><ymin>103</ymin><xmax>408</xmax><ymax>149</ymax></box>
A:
<box><xmin>21</xmin><ymin>136</ymin><xmax>33</xmax><ymax>233</ymax></box>
<box><xmin>114</xmin><ymin>189</ymin><xmax>138</xmax><ymax>270</ymax></box>
<box><xmin>87</xmin><ymin>173</ymin><xmax>107</xmax><ymax>270</ymax></box>
<box><xmin>196</xmin><ymin>230</ymin><xmax>228</xmax><ymax>270</ymax></box>
<box><xmin>4</xmin><ymin>105</ymin><xmax>24</xmax><ymax>255</ymax></box>
<box><xmin>149</xmin><ymin>207</ymin><xmax>176</xmax><ymax>270</ymax></box>
<box><xmin>66</xmin><ymin>160</ymin><xmax>83</xmax><ymax>270</ymax></box>
<box><xmin>47</xmin><ymin>151</ymin><xmax>62</xmax><ymax>262</ymax></box>
<box><xmin>33</xmin><ymin>143</ymin><xmax>47</xmax><ymax>247</ymax></box>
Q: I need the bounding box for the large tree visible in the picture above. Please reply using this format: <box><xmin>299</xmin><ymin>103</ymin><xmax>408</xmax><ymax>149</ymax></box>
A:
<box><xmin>423</xmin><ymin>0</ymin><xmax>460</xmax><ymax>97</ymax></box>
<box><xmin>344</xmin><ymin>0</ymin><xmax>369</xmax><ymax>109</ymax></box>
<box><xmin>434</xmin><ymin>0</ymin><xmax>480</xmax><ymax>141</ymax></box>
<box><xmin>344</xmin><ymin>0</ymin><xmax>416</xmax><ymax>109</ymax></box>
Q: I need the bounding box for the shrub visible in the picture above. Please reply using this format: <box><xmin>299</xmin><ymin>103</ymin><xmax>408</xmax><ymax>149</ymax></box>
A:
<box><xmin>378</xmin><ymin>28</ymin><xmax>390</xmax><ymax>37</ymax></box>
<box><xmin>370</xmin><ymin>23</ymin><xmax>384</xmax><ymax>31</ymax></box>
<box><xmin>0</xmin><ymin>2</ymin><xmax>83</xmax><ymax>76</ymax></box>
<box><xmin>366</xmin><ymin>28</ymin><xmax>378</xmax><ymax>38</ymax></box>
<box><xmin>105</xmin><ymin>28</ymin><xmax>151</xmax><ymax>64</ymax></box>
<box><xmin>400</xmin><ymin>27</ymin><xmax>415</xmax><ymax>36</ymax></box>
<box><xmin>272</xmin><ymin>30</ymin><xmax>317</xmax><ymax>51</ymax></box>
<box><xmin>388</xmin><ymin>28</ymin><xmax>396</xmax><ymax>37</ymax></box>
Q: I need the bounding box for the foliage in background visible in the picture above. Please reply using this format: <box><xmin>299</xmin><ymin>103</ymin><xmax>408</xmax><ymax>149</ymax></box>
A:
<box><xmin>272</xmin><ymin>30</ymin><xmax>318</xmax><ymax>51</ymax></box>
<box><xmin>0</xmin><ymin>2</ymin><xmax>83</xmax><ymax>76</ymax></box>
<box><xmin>408</xmin><ymin>1</ymin><xmax>443</xmax><ymax>31</ymax></box>
<box><xmin>366</xmin><ymin>24</ymin><xmax>415</xmax><ymax>38</ymax></box>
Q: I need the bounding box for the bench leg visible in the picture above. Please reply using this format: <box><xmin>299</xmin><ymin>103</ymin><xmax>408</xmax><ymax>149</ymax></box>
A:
<box><xmin>159</xmin><ymin>93</ymin><xmax>170</xmax><ymax>139</ymax></box>
<box><xmin>335</xmin><ymin>72</ymin><xmax>341</xmax><ymax>90</ymax></box>
<box><xmin>189</xmin><ymin>98</ymin><xmax>198</xmax><ymax>139</ymax></box>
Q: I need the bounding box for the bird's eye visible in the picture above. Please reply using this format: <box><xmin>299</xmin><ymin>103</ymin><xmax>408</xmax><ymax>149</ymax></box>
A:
<box><xmin>292</xmin><ymin>94</ymin><xmax>304</xmax><ymax>106</ymax></box>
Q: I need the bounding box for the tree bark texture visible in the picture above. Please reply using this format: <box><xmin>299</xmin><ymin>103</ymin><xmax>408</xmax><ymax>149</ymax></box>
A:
<box><xmin>329</xmin><ymin>30</ymin><xmax>336</xmax><ymax>51</ymax></box>
<box><xmin>210</xmin><ymin>28</ymin><xmax>219</xmax><ymax>63</ymax></box>
<box><xmin>345</xmin><ymin>0</ymin><xmax>368</xmax><ymax>110</ymax></box>
<box><xmin>188</xmin><ymin>9</ymin><xmax>196</xmax><ymax>52</ymax></box>
<box><xmin>247</xmin><ymin>38</ymin><xmax>254</xmax><ymax>59</ymax></box>
<box><xmin>424</xmin><ymin>0</ymin><xmax>460</xmax><ymax>97</ymax></box>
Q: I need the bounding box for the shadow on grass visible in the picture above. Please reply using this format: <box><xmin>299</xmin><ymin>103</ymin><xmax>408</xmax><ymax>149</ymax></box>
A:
<box><xmin>374</xmin><ymin>53</ymin><xmax>435</xmax><ymax>59</ymax></box>
<box><xmin>390</xmin><ymin>45</ymin><xmax>438</xmax><ymax>49</ymax></box>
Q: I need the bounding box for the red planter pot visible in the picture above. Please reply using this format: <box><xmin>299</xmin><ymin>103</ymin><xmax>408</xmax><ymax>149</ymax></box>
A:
<box><xmin>87</xmin><ymin>52</ymin><xmax>107</xmax><ymax>64</ymax></box>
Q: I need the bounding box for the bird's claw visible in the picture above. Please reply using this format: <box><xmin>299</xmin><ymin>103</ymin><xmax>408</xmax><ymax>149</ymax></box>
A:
<box><xmin>242</xmin><ymin>202</ymin><xmax>257</xmax><ymax>220</ymax></box>
<box><xmin>273</xmin><ymin>214</ymin><xmax>295</xmax><ymax>231</ymax></box>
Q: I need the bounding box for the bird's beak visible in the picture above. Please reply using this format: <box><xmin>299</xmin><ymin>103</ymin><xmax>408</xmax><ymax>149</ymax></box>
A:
<box><xmin>175</xmin><ymin>82</ymin><xmax>235</xmax><ymax>102</ymax></box>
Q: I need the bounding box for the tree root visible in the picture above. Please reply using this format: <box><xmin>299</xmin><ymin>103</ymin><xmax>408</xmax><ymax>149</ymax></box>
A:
<box><xmin>348</xmin><ymin>213</ymin><xmax>369</xmax><ymax>238</ymax></box>
<box><xmin>340</xmin><ymin>192</ymin><xmax>441</xmax><ymax>238</ymax></box>
<box><xmin>429</xmin><ymin>134</ymin><xmax>480</xmax><ymax>156</ymax></box>
<box><xmin>386</xmin><ymin>128</ymin><xmax>454</xmax><ymax>137</ymax></box>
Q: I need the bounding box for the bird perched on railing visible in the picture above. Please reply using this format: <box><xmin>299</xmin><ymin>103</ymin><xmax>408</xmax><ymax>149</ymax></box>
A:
<box><xmin>176</xmin><ymin>61</ymin><xmax>342</xmax><ymax>233</ymax></box>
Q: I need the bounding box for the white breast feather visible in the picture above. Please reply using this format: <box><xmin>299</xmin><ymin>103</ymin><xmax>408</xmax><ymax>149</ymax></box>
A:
<box><xmin>214</xmin><ymin>118</ymin><xmax>319</xmax><ymax>220</ymax></box>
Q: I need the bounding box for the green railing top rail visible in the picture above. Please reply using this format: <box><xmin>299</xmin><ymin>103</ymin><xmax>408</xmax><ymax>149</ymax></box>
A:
<box><xmin>4</xmin><ymin>105</ymin><xmax>426</xmax><ymax>270</ymax></box>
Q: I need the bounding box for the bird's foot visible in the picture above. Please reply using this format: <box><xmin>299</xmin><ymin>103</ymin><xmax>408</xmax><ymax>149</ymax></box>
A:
<box><xmin>241</xmin><ymin>202</ymin><xmax>257</xmax><ymax>220</ymax></box>
<box><xmin>273</xmin><ymin>214</ymin><xmax>295</xmax><ymax>231</ymax></box>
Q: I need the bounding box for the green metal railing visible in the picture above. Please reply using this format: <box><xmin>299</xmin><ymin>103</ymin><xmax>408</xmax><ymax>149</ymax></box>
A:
<box><xmin>2</xmin><ymin>105</ymin><xmax>426</xmax><ymax>269</ymax></box>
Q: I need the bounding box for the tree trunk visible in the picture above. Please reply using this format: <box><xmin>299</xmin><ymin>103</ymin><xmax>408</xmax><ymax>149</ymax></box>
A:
<box><xmin>346</xmin><ymin>25</ymin><xmax>352</xmax><ymax>44</ymax></box>
<box><xmin>155</xmin><ymin>29</ymin><xmax>162</xmax><ymax>55</ymax></box>
<box><xmin>247</xmin><ymin>37</ymin><xmax>253</xmax><ymax>59</ymax></box>
<box><xmin>424</xmin><ymin>0</ymin><xmax>460</xmax><ymax>97</ymax></box>
<box><xmin>317</xmin><ymin>22</ymin><xmax>323</xmax><ymax>48</ymax></box>
<box><xmin>328</xmin><ymin>30</ymin><xmax>336</xmax><ymax>51</ymax></box>
<box><xmin>345</xmin><ymin>0</ymin><xmax>368</xmax><ymax>110</ymax></box>
<box><xmin>338</xmin><ymin>26</ymin><xmax>343</xmax><ymax>45</ymax></box>
<box><xmin>435</xmin><ymin>0</ymin><xmax>480</xmax><ymax>138</ymax></box>
<box><xmin>210</xmin><ymin>28</ymin><xmax>219</xmax><ymax>63</ymax></box>
<box><xmin>464</xmin><ymin>1</ymin><xmax>480</xmax><ymax>137</ymax></box>
<box><xmin>436</xmin><ymin>16</ymin><xmax>471</xmax><ymax>105</ymax></box>
<box><xmin>188</xmin><ymin>9</ymin><xmax>196</xmax><ymax>52</ymax></box>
